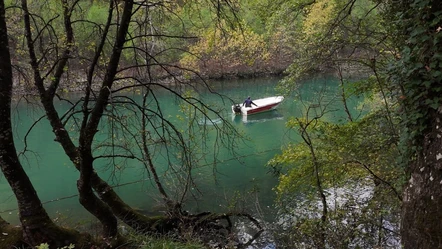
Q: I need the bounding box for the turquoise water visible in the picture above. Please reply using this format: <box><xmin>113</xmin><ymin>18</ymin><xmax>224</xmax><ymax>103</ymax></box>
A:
<box><xmin>0</xmin><ymin>77</ymin><xmax>356</xmax><ymax>225</ymax></box>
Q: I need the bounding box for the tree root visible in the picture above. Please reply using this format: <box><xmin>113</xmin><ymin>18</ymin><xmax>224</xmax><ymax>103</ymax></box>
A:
<box><xmin>137</xmin><ymin>210</ymin><xmax>264</xmax><ymax>248</ymax></box>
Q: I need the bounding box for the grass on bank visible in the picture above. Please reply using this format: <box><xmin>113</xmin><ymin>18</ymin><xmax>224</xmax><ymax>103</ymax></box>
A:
<box><xmin>35</xmin><ymin>236</ymin><xmax>206</xmax><ymax>249</ymax></box>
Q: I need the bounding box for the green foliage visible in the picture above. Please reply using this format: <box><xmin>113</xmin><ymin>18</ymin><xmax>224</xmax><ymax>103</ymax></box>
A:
<box><xmin>275</xmin><ymin>0</ymin><xmax>394</xmax><ymax>95</ymax></box>
<box><xmin>268</xmin><ymin>86</ymin><xmax>403</xmax><ymax>246</ymax></box>
<box><xmin>180</xmin><ymin>22</ymin><xmax>270</xmax><ymax>77</ymax></box>
<box><xmin>389</xmin><ymin>0</ymin><xmax>442</xmax><ymax>163</ymax></box>
<box><xmin>37</xmin><ymin>243</ymin><xmax>75</xmax><ymax>249</ymax></box>
<box><xmin>302</xmin><ymin>0</ymin><xmax>336</xmax><ymax>40</ymax></box>
<box><xmin>271</xmin><ymin>4</ymin><xmax>404</xmax><ymax>234</ymax></box>
<box><xmin>126</xmin><ymin>230</ymin><xmax>206</xmax><ymax>249</ymax></box>
<box><xmin>270</xmin><ymin>109</ymin><xmax>402</xmax><ymax>199</ymax></box>
<box><xmin>4</xmin><ymin>0</ymin><xmax>14</xmax><ymax>7</ymax></box>
<box><xmin>85</xmin><ymin>3</ymin><xmax>108</xmax><ymax>25</ymax></box>
<box><xmin>237</xmin><ymin>0</ymin><xmax>268</xmax><ymax>34</ymax></box>
<box><xmin>37</xmin><ymin>239</ymin><xmax>205</xmax><ymax>249</ymax></box>
<box><xmin>138</xmin><ymin>239</ymin><xmax>205</xmax><ymax>249</ymax></box>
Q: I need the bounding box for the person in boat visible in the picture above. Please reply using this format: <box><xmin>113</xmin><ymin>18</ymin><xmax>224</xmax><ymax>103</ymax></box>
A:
<box><xmin>243</xmin><ymin>96</ymin><xmax>258</xmax><ymax>107</ymax></box>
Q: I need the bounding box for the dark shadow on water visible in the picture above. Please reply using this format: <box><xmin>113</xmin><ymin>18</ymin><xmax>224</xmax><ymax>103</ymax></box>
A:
<box><xmin>198</xmin><ymin>110</ymin><xmax>284</xmax><ymax>126</ymax></box>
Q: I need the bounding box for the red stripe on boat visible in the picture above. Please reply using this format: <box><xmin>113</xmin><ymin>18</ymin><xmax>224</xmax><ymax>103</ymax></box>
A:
<box><xmin>247</xmin><ymin>103</ymin><xmax>279</xmax><ymax>115</ymax></box>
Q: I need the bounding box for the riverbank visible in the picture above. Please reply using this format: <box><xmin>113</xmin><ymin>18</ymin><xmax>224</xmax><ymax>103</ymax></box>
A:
<box><xmin>11</xmin><ymin>69</ymin><xmax>288</xmax><ymax>97</ymax></box>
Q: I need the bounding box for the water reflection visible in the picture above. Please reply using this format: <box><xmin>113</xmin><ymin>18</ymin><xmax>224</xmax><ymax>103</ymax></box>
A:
<box><xmin>232</xmin><ymin>110</ymin><xmax>284</xmax><ymax>124</ymax></box>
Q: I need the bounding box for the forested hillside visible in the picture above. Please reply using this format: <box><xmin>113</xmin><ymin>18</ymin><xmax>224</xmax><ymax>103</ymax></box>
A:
<box><xmin>6</xmin><ymin>0</ymin><xmax>293</xmax><ymax>96</ymax></box>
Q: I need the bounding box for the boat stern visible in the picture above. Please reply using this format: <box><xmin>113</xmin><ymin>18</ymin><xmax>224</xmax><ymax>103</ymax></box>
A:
<box><xmin>232</xmin><ymin>104</ymin><xmax>242</xmax><ymax>115</ymax></box>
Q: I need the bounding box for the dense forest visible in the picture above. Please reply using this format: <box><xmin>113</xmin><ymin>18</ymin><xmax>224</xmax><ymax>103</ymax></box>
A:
<box><xmin>0</xmin><ymin>0</ymin><xmax>441</xmax><ymax>248</ymax></box>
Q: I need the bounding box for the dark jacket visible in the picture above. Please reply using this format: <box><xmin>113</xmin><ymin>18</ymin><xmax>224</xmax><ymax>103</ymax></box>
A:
<box><xmin>243</xmin><ymin>98</ymin><xmax>257</xmax><ymax>107</ymax></box>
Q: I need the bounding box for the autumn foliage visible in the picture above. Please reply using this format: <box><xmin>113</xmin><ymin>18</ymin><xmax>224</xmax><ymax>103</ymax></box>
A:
<box><xmin>180</xmin><ymin>23</ymin><xmax>291</xmax><ymax>78</ymax></box>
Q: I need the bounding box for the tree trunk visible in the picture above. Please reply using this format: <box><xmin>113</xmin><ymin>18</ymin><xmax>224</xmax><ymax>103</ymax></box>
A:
<box><xmin>90</xmin><ymin>173</ymin><xmax>169</xmax><ymax>233</ymax></box>
<box><xmin>77</xmin><ymin>149</ymin><xmax>118</xmax><ymax>240</ymax></box>
<box><xmin>75</xmin><ymin>0</ymin><xmax>133</xmax><ymax>240</ymax></box>
<box><xmin>0</xmin><ymin>2</ymin><xmax>89</xmax><ymax>247</ymax></box>
<box><xmin>401</xmin><ymin>109</ymin><xmax>442</xmax><ymax>248</ymax></box>
<box><xmin>394</xmin><ymin>0</ymin><xmax>442</xmax><ymax>248</ymax></box>
<box><xmin>0</xmin><ymin>0</ymin><xmax>54</xmax><ymax>244</ymax></box>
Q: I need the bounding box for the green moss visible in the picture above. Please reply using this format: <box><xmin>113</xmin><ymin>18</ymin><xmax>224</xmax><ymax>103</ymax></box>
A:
<box><xmin>0</xmin><ymin>225</ymin><xmax>26</xmax><ymax>248</ymax></box>
<box><xmin>131</xmin><ymin>235</ymin><xmax>206</xmax><ymax>249</ymax></box>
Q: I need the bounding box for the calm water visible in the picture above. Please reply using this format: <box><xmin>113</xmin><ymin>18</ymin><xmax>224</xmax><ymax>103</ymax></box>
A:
<box><xmin>0</xmin><ymin>77</ymin><xmax>355</xmax><ymax>225</ymax></box>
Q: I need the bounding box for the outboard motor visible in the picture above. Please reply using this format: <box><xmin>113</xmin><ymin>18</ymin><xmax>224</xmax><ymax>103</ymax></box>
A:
<box><xmin>233</xmin><ymin>105</ymin><xmax>242</xmax><ymax>114</ymax></box>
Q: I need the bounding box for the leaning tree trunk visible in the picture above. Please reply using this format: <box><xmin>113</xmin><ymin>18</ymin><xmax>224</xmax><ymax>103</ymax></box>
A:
<box><xmin>75</xmin><ymin>0</ymin><xmax>168</xmax><ymax>233</ymax></box>
<box><xmin>20</xmin><ymin>0</ymin><xmax>127</xmax><ymax>240</ymax></box>
<box><xmin>76</xmin><ymin>0</ymin><xmax>134</xmax><ymax>240</ymax></box>
<box><xmin>0</xmin><ymin>1</ymin><xmax>89</xmax><ymax>247</ymax></box>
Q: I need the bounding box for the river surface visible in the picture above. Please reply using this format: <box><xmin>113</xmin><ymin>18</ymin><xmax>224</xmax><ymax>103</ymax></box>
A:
<box><xmin>0</xmin><ymin>76</ymin><xmax>357</xmax><ymax>226</ymax></box>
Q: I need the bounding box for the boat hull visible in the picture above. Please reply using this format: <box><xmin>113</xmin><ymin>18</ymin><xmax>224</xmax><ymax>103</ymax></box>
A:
<box><xmin>232</xmin><ymin>96</ymin><xmax>284</xmax><ymax>115</ymax></box>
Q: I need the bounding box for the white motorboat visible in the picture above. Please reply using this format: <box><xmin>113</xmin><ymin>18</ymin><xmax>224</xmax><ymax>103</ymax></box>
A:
<box><xmin>232</xmin><ymin>96</ymin><xmax>284</xmax><ymax>115</ymax></box>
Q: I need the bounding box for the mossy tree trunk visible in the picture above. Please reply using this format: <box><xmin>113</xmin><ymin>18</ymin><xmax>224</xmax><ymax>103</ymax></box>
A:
<box><xmin>392</xmin><ymin>0</ymin><xmax>442</xmax><ymax>248</ymax></box>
